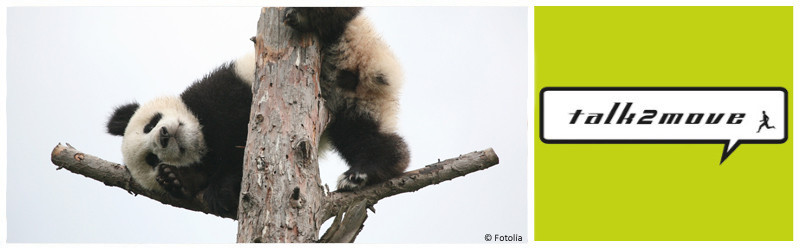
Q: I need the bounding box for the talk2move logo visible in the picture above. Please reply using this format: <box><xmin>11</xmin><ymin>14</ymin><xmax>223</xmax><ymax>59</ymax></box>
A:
<box><xmin>539</xmin><ymin>87</ymin><xmax>787</xmax><ymax>163</ymax></box>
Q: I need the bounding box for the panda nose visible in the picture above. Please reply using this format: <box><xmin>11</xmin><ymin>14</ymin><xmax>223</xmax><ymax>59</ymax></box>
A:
<box><xmin>159</xmin><ymin>127</ymin><xmax>170</xmax><ymax>148</ymax></box>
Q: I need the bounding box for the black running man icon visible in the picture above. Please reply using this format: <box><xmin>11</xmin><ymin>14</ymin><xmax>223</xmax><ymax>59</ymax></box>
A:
<box><xmin>757</xmin><ymin>110</ymin><xmax>776</xmax><ymax>133</ymax></box>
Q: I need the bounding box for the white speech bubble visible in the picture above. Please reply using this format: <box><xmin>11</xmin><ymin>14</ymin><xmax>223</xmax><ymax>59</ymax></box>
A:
<box><xmin>540</xmin><ymin>87</ymin><xmax>787</xmax><ymax>163</ymax></box>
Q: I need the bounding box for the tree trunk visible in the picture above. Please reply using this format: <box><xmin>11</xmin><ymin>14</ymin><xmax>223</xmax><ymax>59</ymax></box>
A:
<box><xmin>236</xmin><ymin>7</ymin><xmax>327</xmax><ymax>243</ymax></box>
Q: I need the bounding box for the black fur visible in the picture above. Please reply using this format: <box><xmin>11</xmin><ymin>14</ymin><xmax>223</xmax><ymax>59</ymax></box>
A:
<box><xmin>328</xmin><ymin>108</ymin><xmax>409</xmax><ymax>186</ymax></box>
<box><xmin>177</xmin><ymin>62</ymin><xmax>252</xmax><ymax>217</ymax></box>
<box><xmin>107</xmin><ymin>102</ymin><xmax>139</xmax><ymax>136</ymax></box>
<box><xmin>285</xmin><ymin>7</ymin><xmax>410</xmax><ymax>190</ymax></box>
<box><xmin>144</xmin><ymin>113</ymin><xmax>162</xmax><ymax>134</ymax></box>
<box><xmin>335</xmin><ymin>70</ymin><xmax>359</xmax><ymax>91</ymax></box>
<box><xmin>283</xmin><ymin>7</ymin><xmax>362</xmax><ymax>44</ymax></box>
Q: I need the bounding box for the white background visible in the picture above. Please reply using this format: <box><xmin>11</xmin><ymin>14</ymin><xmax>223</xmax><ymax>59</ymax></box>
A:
<box><xmin>5</xmin><ymin>7</ymin><xmax>528</xmax><ymax>243</ymax></box>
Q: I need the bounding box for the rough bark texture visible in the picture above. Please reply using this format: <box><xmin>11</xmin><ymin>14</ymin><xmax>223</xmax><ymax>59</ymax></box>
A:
<box><xmin>236</xmin><ymin>7</ymin><xmax>327</xmax><ymax>243</ymax></box>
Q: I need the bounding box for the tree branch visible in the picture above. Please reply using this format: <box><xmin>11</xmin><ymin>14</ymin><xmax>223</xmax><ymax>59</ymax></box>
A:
<box><xmin>316</xmin><ymin>148</ymin><xmax>499</xmax><ymax>242</ymax></box>
<box><xmin>49</xmin><ymin>143</ymin><xmax>224</xmax><ymax>218</ymax></box>
<box><xmin>49</xmin><ymin>142</ymin><xmax>499</xmax><ymax>227</ymax></box>
<box><xmin>321</xmin><ymin>148</ymin><xmax>499</xmax><ymax>218</ymax></box>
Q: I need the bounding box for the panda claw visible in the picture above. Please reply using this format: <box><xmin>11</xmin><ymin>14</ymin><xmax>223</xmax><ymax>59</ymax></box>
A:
<box><xmin>156</xmin><ymin>163</ymin><xmax>188</xmax><ymax>198</ymax></box>
<box><xmin>336</xmin><ymin>171</ymin><xmax>368</xmax><ymax>191</ymax></box>
<box><xmin>283</xmin><ymin>8</ymin><xmax>307</xmax><ymax>31</ymax></box>
<box><xmin>283</xmin><ymin>8</ymin><xmax>296</xmax><ymax>25</ymax></box>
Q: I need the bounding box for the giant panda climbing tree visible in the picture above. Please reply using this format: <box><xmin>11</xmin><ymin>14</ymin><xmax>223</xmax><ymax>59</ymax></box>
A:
<box><xmin>50</xmin><ymin>7</ymin><xmax>499</xmax><ymax>243</ymax></box>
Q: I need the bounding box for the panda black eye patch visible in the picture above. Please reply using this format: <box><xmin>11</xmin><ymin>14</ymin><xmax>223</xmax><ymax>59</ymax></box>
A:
<box><xmin>145</xmin><ymin>152</ymin><xmax>160</xmax><ymax>167</ymax></box>
<box><xmin>143</xmin><ymin>113</ymin><xmax>162</xmax><ymax>133</ymax></box>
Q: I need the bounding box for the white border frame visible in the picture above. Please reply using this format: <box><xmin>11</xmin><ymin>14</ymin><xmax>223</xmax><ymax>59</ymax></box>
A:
<box><xmin>1</xmin><ymin>1</ymin><xmax>797</xmax><ymax>250</ymax></box>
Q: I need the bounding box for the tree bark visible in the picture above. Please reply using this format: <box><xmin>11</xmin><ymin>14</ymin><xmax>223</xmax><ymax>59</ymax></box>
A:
<box><xmin>235</xmin><ymin>7</ymin><xmax>327</xmax><ymax>243</ymax></box>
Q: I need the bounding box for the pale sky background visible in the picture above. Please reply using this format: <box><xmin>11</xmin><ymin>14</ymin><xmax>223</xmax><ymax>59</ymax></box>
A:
<box><xmin>6</xmin><ymin>7</ymin><xmax>528</xmax><ymax>243</ymax></box>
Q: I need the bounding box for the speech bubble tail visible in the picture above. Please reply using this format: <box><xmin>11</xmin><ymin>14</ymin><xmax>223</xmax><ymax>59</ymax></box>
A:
<box><xmin>720</xmin><ymin>140</ymin><xmax>741</xmax><ymax>164</ymax></box>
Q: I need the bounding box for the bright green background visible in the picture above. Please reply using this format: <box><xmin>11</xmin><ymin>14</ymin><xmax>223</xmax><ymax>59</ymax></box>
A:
<box><xmin>534</xmin><ymin>7</ymin><xmax>792</xmax><ymax>241</ymax></box>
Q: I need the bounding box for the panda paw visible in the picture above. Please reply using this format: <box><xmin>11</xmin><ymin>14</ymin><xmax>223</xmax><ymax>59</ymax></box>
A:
<box><xmin>336</xmin><ymin>170</ymin><xmax>368</xmax><ymax>191</ymax></box>
<box><xmin>156</xmin><ymin>164</ymin><xmax>191</xmax><ymax>198</ymax></box>
<box><xmin>283</xmin><ymin>8</ymin><xmax>307</xmax><ymax>31</ymax></box>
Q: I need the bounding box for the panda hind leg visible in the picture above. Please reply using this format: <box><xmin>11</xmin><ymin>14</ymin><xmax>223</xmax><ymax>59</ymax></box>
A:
<box><xmin>328</xmin><ymin>114</ymin><xmax>410</xmax><ymax>191</ymax></box>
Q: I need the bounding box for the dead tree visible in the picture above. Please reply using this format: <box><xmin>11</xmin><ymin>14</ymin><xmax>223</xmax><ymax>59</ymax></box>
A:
<box><xmin>50</xmin><ymin>7</ymin><xmax>500</xmax><ymax>243</ymax></box>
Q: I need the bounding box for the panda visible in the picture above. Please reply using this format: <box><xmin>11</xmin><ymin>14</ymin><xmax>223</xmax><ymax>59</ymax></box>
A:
<box><xmin>283</xmin><ymin>7</ymin><xmax>410</xmax><ymax>190</ymax></box>
<box><xmin>105</xmin><ymin>7</ymin><xmax>409</xmax><ymax>218</ymax></box>
<box><xmin>106</xmin><ymin>54</ymin><xmax>255</xmax><ymax>218</ymax></box>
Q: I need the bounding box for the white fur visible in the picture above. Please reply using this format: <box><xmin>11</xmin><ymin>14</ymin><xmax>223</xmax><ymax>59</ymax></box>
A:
<box><xmin>234</xmin><ymin>52</ymin><xmax>256</xmax><ymax>86</ymax></box>
<box><xmin>337</xmin><ymin>172</ymin><xmax>368</xmax><ymax>190</ymax></box>
<box><xmin>337</xmin><ymin>14</ymin><xmax>404</xmax><ymax>134</ymax></box>
<box><xmin>317</xmin><ymin>132</ymin><xmax>331</xmax><ymax>159</ymax></box>
<box><xmin>122</xmin><ymin>96</ymin><xmax>206</xmax><ymax>191</ymax></box>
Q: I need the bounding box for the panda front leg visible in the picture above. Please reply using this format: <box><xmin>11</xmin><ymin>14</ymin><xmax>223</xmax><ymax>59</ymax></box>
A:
<box><xmin>283</xmin><ymin>7</ymin><xmax>363</xmax><ymax>44</ymax></box>
<box><xmin>198</xmin><ymin>170</ymin><xmax>242</xmax><ymax>218</ymax></box>
<box><xmin>156</xmin><ymin>163</ymin><xmax>239</xmax><ymax>217</ymax></box>
<box><xmin>155</xmin><ymin>163</ymin><xmax>205</xmax><ymax>199</ymax></box>
<box><xmin>327</xmin><ymin>114</ymin><xmax>410</xmax><ymax>191</ymax></box>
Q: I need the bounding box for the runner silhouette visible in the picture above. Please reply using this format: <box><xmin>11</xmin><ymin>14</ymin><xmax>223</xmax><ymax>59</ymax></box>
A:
<box><xmin>757</xmin><ymin>110</ymin><xmax>775</xmax><ymax>133</ymax></box>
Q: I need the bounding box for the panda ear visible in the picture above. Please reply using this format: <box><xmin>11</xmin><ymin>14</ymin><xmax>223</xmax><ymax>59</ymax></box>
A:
<box><xmin>107</xmin><ymin>102</ymin><xmax>139</xmax><ymax>136</ymax></box>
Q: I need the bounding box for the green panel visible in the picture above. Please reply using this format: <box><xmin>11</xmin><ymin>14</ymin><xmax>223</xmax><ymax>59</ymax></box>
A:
<box><xmin>534</xmin><ymin>6</ymin><xmax>792</xmax><ymax>241</ymax></box>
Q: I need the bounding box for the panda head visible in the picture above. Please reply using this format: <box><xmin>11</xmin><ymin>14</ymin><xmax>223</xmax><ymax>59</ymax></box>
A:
<box><xmin>107</xmin><ymin>96</ymin><xmax>206</xmax><ymax>190</ymax></box>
